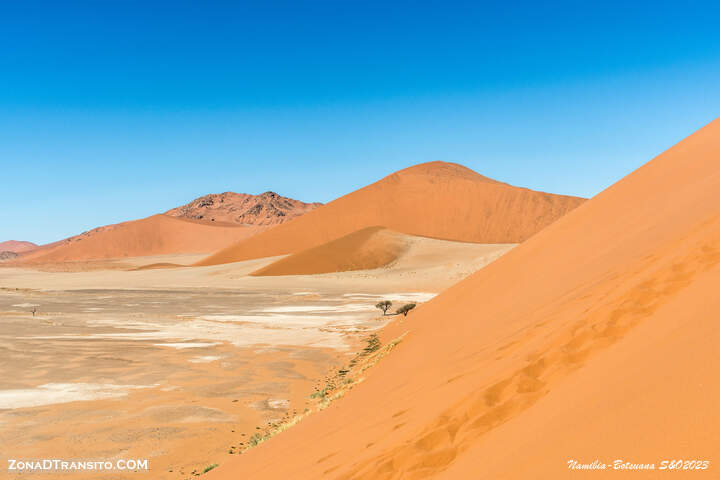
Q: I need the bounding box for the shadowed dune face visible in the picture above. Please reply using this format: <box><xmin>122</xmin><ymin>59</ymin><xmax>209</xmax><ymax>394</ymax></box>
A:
<box><xmin>130</xmin><ymin>262</ymin><xmax>185</xmax><ymax>271</ymax></box>
<box><xmin>197</xmin><ymin>161</ymin><xmax>585</xmax><ymax>266</ymax></box>
<box><xmin>14</xmin><ymin>215</ymin><xmax>265</xmax><ymax>264</ymax></box>
<box><xmin>250</xmin><ymin>226</ymin><xmax>409</xmax><ymax>276</ymax></box>
<box><xmin>207</xmin><ymin>120</ymin><xmax>720</xmax><ymax>480</ymax></box>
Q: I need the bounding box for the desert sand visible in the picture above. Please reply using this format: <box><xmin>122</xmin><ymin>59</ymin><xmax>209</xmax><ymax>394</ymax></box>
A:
<box><xmin>197</xmin><ymin>161</ymin><xmax>585</xmax><ymax>266</ymax></box>
<box><xmin>251</xmin><ymin>226</ymin><xmax>411</xmax><ymax>276</ymax></box>
<box><xmin>0</xmin><ymin>235</ymin><xmax>514</xmax><ymax>479</ymax></box>
<box><xmin>13</xmin><ymin>215</ymin><xmax>265</xmax><ymax>265</ymax></box>
<box><xmin>10</xmin><ymin>191</ymin><xmax>321</xmax><ymax>266</ymax></box>
<box><xmin>203</xmin><ymin>120</ymin><xmax>720</xmax><ymax>479</ymax></box>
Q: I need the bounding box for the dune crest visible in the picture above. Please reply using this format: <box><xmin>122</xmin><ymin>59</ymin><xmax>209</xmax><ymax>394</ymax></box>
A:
<box><xmin>15</xmin><ymin>215</ymin><xmax>264</xmax><ymax>264</ymax></box>
<box><xmin>197</xmin><ymin>161</ymin><xmax>585</xmax><ymax>266</ymax></box>
<box><xmin>207</xmin><ymin>120</ymin><xmax>720</xmax><ymax>479</ymax></box>
<box><xmin>250</xmin><ymin>226</ymin><xmax>408</xmax><ymax>276</ymax></box>
<box><xmin>10</xmin><ymin>192</ymin><xmax>323</xmax><ymax>265</ymax></box>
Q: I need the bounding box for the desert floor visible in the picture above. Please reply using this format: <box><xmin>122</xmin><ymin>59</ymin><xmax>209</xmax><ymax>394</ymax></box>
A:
<box><xmin>0</xmin><ymin>238</ymin><xmax>513</xmax><ymax>479</ymax></box>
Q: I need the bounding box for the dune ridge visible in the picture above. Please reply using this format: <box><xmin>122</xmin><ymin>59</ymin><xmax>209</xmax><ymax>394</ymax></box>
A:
<box><xmin>14</xmin><ymin>215</ymin><xmax>265</xmax><ymax>264</ymax></box>
<box><xmin>250</xmin><ymin>226</ymin><xmax>409</xmax><ymax>276</ymax></box>
<box><xmin>10</xmin><ymin>191</ymin><xmax>323</xmax><ymax>265</ymax></box>
<box><xmin>197</xmin><ymin>161</ymin><xmax>585</xmax><ymax>266</ymax></box>
<box><xmin>207</xmin><ymin>119</ymin><xmax>720</xmax><ymax>479</ymax></box>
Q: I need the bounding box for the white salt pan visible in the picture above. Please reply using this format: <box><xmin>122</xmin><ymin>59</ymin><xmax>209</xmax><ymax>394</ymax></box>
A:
<box><xmin>188</xmin><ymin>355</ymin><xmax>223</xmax><ymax>363</ymax></box>
<box><xmin>0</xmin><ymin>383</ymin><xmax>153</xmax><ymax>409</ymax></box>
<box><xmin>154</xmin><ymin>342</ymin><xmax>220</xmax><ymax>349</ymax></box>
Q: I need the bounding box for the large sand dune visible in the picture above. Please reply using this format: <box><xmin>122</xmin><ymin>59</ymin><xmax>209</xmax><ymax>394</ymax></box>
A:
<box><xmin>197</xmin><ymin>161</ymin><xmax>585</xmax><ymax>266</ymax></box>
<box><xmin>15</xmin><ymin>215</ymin><xmax>264</xmax><ymax>264</ymax></box>
<box><xmin>250</xmin><ymin>226</ymin><xmax>409</xmax><ymax>276</ymax></box>
<box><xmin>207</xmin><ymin>120</ymin><xmax>720</xmax><ymax>479</ymax></box>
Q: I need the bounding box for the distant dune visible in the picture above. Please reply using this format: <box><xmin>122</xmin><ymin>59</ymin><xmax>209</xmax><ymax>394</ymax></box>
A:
<box><xmin>207</xmin><ymin>120</ymin><xmax>720</xmax><ymax>479</ymax></box>
<box><xmin>250</xmin><ymin>226</ymin><xmax>408</xmax><ymax>276</ymax></box>
<box><xmin>15</xmin><ymin>215</ymin><xmax>264</xmax><ymax>264</ymax></box>
<box><xmin>0</xmin><ymin>240</ymin><xmax>38</xmax><ymax>253</ymax></box>
<box><xmin>165</xmin><ymin>191</ymin><xmax>321</xmax><ymax>226</ymax></box>
<box><xmin>198</xmin><ymin>161</ymin><xmax>585</xmax><ymax>266</ymax></box>
<box><xmin>10</xmin><ymin>191</ymin><xmax>322</xmax><ymax>265</ymax></box>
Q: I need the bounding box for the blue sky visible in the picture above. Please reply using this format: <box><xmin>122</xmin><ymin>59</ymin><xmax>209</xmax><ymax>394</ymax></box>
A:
<box><xmin>2</xmin><ymin>1</ymin><xmax>719</xmax><ymax>244</ymax></box>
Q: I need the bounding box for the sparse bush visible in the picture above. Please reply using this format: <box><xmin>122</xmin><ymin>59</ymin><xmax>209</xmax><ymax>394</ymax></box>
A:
<box><xmin>375</xmin><ymin>300</ymin><xmax>392</xmax><ymax>315</ymax></box>
<box><xmin>310</xmin><ymin>387</ymin><xmax>329</xmax><ymax>399</ymax></box>
<box><xmin>203</xmin><ymin>463</ymin><xmax>219</xmax><ymax>474</ymax></box>
<box><xmin>396</xmin><ymin>303</ymin><xmax>416</xmax><ymax>317</ymax></box>
<box><xmin>248</xmin><ymin>432</ymin><xmax>264</xmax><ymax>447</ymax></box>
<box><xmin>363</xmin><ymin>334</ymin><xmax>381</xmax><ymax>354</ymax></box>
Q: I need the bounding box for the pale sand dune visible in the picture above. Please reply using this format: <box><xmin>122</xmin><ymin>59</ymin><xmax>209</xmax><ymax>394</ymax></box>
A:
<box><xmin>206</xmin><ymin>119</ymin><xmax>720</xmax><ymax>479</ymax></box>
<box><xmin>197</xmin><ymin>161</ymin><xmax>584</xmax><ymax>266</ymax></box>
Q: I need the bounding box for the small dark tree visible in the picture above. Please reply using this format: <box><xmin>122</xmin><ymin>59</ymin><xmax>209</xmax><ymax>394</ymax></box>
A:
<box><xmin>375</xmin><ymin>300</ymin><xmax>392</xmax><ymax>315</ymax></box>
<box><xmin>31</xmin><ymin>307</ymin><xmax>37</xmax><ymax>317</ymax></box>
<box><xmin>396</xmin><ymin>303</ymin><xmax>416</xmax><ymax>317</ymax></box>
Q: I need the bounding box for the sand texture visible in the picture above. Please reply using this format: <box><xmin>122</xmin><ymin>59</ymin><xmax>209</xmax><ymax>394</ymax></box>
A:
<box><xmin>205</xmin><ymin>122</ymin><xmax>720</xmax><ymax>478</ymax></box>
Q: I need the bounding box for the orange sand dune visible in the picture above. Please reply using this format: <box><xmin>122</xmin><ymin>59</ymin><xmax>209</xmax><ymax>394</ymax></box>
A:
<box><xmin>197</xmin><ymin>161</ymin><xmax>585</xmax><ymax>266</ymax></box>
<box><xmin>208</xmin><ymin>120</ymin><xmax>720</xmax><ymax>480</ymax></box>
<box><xmin>15</xmin><ymin>215</ymin><xmax>264</xmax><ymax>264</ymax></box>
<box><xmin>250</xmin><ymin>226</ymin><xmax>408</xmax><ymax>276</ymax></box>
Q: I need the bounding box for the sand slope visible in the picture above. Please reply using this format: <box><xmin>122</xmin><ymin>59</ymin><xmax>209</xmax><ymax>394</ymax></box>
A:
<box><xmin>0</xmin><ymin>240</ymin><xmax>38</xmax><ymax>253</ymax></box>
<box><xmin>250</xmin><ymin>226</ymin><xmax>409</xmax><ymax>276</ymax></box>
<box><xmin>197</xmin><ymin>162</ymin><xmax>585</xmax><ymax>265</ymax></box>
<box><xmin>207</xmin><ymin>119</ymin><xmax>720</xmax><ymax>479</ymax></box>
<box><xmin>15</xmin><ymin>215</ymin><xmax>264</xmax><ymax>264</ymax></box>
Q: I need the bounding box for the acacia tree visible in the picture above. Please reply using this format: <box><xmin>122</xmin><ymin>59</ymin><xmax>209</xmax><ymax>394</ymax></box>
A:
<box><xmin>396</xmin><ymin>303</ymin><xmax>416</xmax><ymax>317</ymax></box>
<box><xmin>375</xmin><ymin>300</ymin><xmax>392</xmax><ymax>315</ymax></box>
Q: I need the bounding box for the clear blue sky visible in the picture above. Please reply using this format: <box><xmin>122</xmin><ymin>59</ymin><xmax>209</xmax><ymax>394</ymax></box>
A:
<box><xmin>2</xmin><ymin>1</ymin><xmax>719</xmax><ymax>244</ymax></box>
